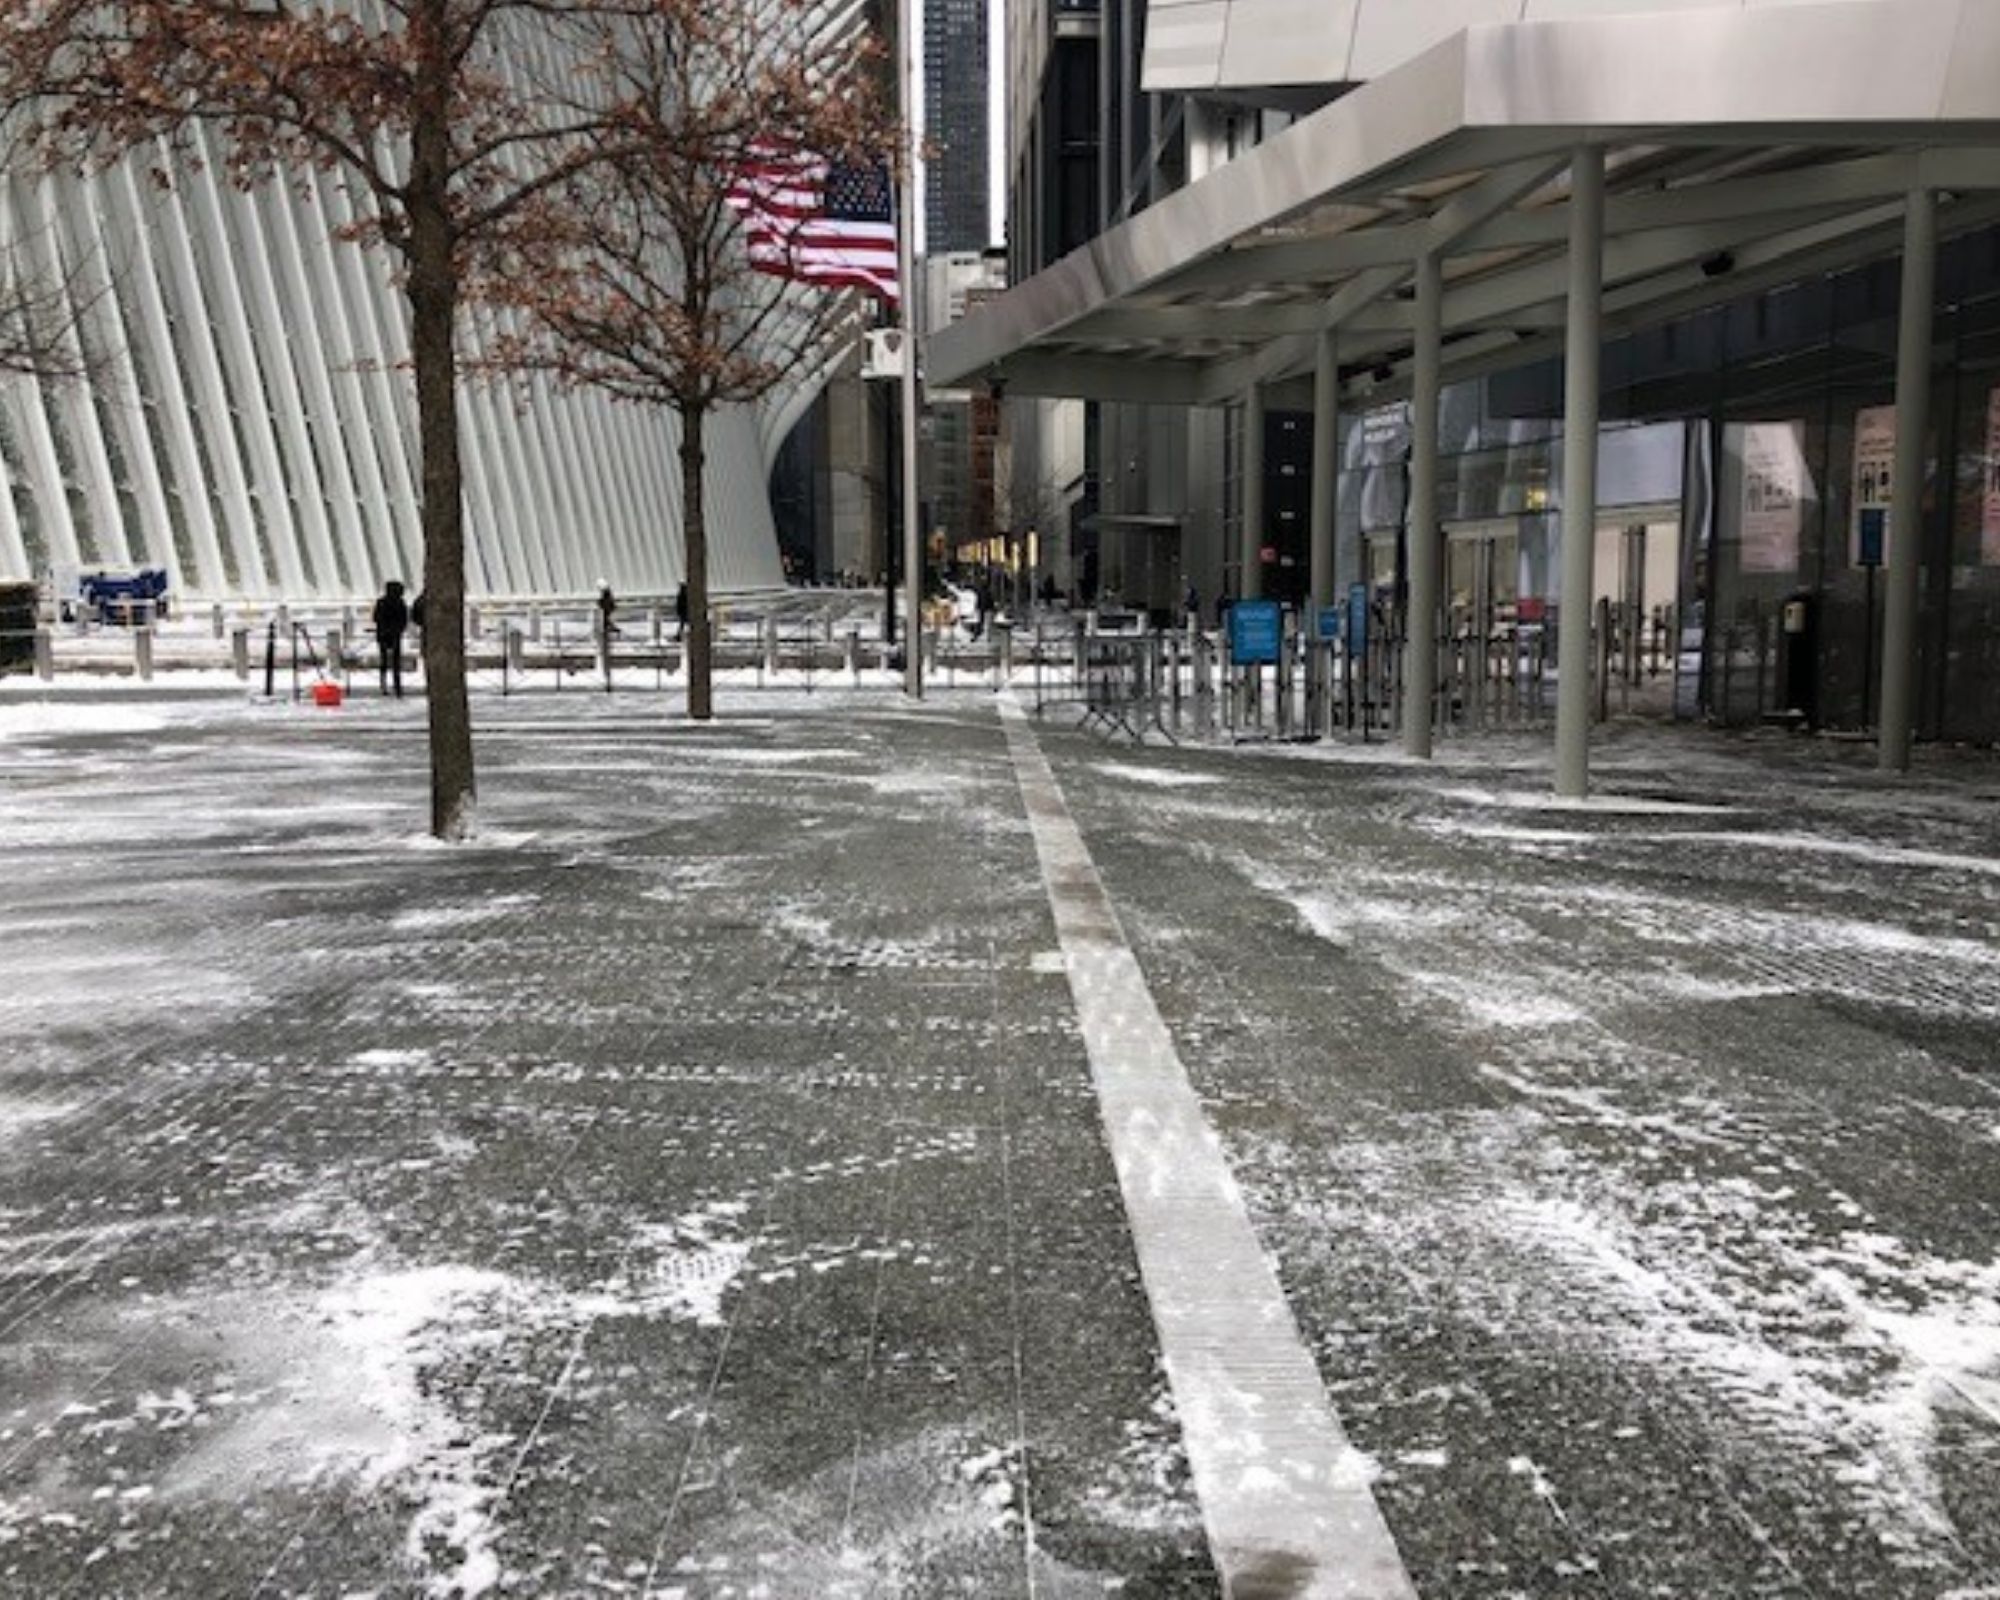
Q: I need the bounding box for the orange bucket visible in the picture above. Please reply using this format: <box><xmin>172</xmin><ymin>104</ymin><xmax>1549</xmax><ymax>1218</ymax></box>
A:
<box><xmin>311</xmin><ymin>681</ymin><xmax>344</xmax><ymax>708</ymax></box>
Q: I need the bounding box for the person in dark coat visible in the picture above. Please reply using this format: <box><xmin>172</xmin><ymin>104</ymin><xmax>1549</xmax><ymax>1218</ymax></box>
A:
<box><xmin>597</xmin><ymin>582</ymin><xmax>619</xmax><ymax>638</ymax></box>
<box><xmin>372</xmin><ymin>580</ymin><xmax>410</xmax><ymax>697</ymax></box>
<box><xmin>674</xmin><ymin>580</ymin><xmax>689</xmax><ymax>640</ymax></box>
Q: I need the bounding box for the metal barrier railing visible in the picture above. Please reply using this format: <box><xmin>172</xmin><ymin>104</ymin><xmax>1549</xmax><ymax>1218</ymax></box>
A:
<box><xmin>18</xmin><ymin>596</ymin><xmax>1701</xmax><ymax>738</ymax></box>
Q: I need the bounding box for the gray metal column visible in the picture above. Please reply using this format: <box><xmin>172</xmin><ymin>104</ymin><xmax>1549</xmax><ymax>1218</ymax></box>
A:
<box><xmin>1310</xmin><ymin>328</ymin><xmax>1338</xmax><ymax>615</ymax></box>
<box><xmin>897</xmin><ymin>0</ymin><xmax>923</xmax><ymax>697</ymax></box>
<box><xmin>1241</xmin><ymin>381</ymin><xmax>1266</xmax><ymax>601</ymax></box>
<box><xmin>1555</xmin><ymin>145</ymin><xmax>1605</xmax><ymax>799</ymax></box>
<box><xmin>1404</xmin><ymin>253</ymin><xmax>1442</xmax><ymax>759</ymax></box>
<box><xmin>1879</xmin><ymin>187</ymin><xmax>1935</xmax><ymax>772</ymax></box>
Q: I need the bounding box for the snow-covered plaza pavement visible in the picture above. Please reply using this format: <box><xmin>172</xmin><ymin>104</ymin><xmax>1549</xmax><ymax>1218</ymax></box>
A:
<box><xmin>2</xmin><ymin>684</ymin><xmax>1997</xmax><ymax>1598</ymax></box>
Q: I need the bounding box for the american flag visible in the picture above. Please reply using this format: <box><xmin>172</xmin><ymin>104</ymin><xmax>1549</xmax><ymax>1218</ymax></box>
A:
<box><xmin>726</xmin><ymin>147</ymin><xmax>900</xmax><ymax>305</ymax></box>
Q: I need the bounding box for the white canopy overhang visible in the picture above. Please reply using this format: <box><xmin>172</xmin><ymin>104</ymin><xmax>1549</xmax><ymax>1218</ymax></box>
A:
<box><xmin>926</xmin><ymin>0</ymin><xmax>2000</xmax><ymax>411</ymax></box>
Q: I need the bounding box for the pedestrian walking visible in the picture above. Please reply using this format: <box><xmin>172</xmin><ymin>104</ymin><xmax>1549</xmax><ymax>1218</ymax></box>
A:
<box><xmin>596</xmin><ymin>581</ymin><xmax>619</xmax><ymax>638</ymax></box>
<box><xmin>674</xmin><ymin>580</ymin><xmax>689</xmax><ymax>641</ymax></box>
<box><xmin>972</xmin><ymin>579</ymin><xmax>995</xmax><ymax>641</ymax></box>
<box><xmin>371</xmin><ymin>580</ymin><xmax>409</xmax><ymax>697</ymax></box>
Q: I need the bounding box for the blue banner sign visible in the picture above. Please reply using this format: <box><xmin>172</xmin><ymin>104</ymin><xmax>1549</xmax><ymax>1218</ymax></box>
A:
<box><xmin>1856</xmin><ymin>507</ymin><xmax>1886</xmax><ymax>569</ymax></box>
<box><xmin>1316</xmin><ymin>604</ymin><xmax>1343</xmax><ymax>643</ymax></box>
<box><xmin>1346</xmin><ymin>583</ymin><xmax>1370</xmax><ymax>657</ymax></box>
<box><xmin>1229</xmin><ymin>599</ymin><xmax>1282</xmax><ymax>665</ymax></box>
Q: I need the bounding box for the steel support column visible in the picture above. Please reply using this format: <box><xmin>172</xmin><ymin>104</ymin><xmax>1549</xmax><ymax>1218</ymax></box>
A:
<box><xmin>1310</xmin><ymin>328</ymin><xmax>1338</xmax><ymax>615</ymax></box>
<box><xmin>898</xmin><ymin>0</ymin><xmax>923</xmax><ymax>697</ymax></box>
<box><xmin>1878</xmin><ymin>187</ymin><xmax>1935</xmax><ymax>771</ymax></box>
<box><xmin>1241</xmin><ymin>380</ymin><xmax>1266</xmax><ymax>600</ymax></box>
<box><xmin>1555</xmin><ymin>145</ymin><xmax>1605</xmax><ymax>799</ymax></box>
<box><xmin>1404</xmin><ymin>252</ymin><xmax>1442</xmax><ymax>759</ymax></box>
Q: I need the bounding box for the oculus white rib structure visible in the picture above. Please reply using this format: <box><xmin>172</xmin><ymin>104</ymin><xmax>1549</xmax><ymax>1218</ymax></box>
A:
<box><xmin>0</xmin><ymin>122</ymin><xmax>800</xmax><ymax>602</ymax></box>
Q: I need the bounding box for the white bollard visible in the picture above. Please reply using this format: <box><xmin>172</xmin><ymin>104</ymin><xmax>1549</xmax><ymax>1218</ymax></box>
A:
<box><xmin>34</xmin><ymin>628</ymin><xmax>54</xmax><ymax>681</ymax></box>
<box><xmin>231</xmin><ymin>627</ymin><xmax>250</xmax><ymax>680</ymax></box>
<box><xmin>326</xmin><ymin>627</ymin><xmax>344</xmax><ymax>684</ymax></box>
<box><xmin>134</xmin><ymin>626</ymin><xmax>154</xmax><ymax>681</ymax></box>
<box><xmin>844</xmin><ymin>628</ymin><xmax>860</xmax><ymax>682</ymax></box>
<box><xmin>211</xmin><ymin>602</ymin><xmax>226</xmax><ymax>639</ymax></box>
<box><xmin>528</xmin><ymin>606</ymin><xmax>542</xmax><ymax>642</ymax></box>
<box><xmin>763</xmin><ymin>615</ymin><xmax>779</xmax><ymax>675</ymax></box>
<box><xmin>466</xmin><ymin>604</ymin><xmax>482</xmax><ymax>640</ymax></box>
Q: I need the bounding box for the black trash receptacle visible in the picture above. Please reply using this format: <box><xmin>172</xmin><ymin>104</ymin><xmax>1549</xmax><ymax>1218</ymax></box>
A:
<box><xmin>0</xmin><ymin>581</ymin><xmax>36</xmax><ymax>677</ymax></box>
<box><xmin>1781</xmin><ymin>590</ymin><xmax>1818</xmax><ymax>728</ymax></box>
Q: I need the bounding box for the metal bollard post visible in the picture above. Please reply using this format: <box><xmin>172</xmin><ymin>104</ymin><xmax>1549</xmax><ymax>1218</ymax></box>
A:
<box><xmin>763</xmin><ymin>614</ymin><xmax>780</xmax><ymax>676</ymax></box>
<box><xmin>211</xmin><ymin>602</ymin><xmax>226</xmax><ymax>640</ymax></box>
<box><xmin>844</xmin><ymin>627</ymin><xmax>860</xmax><ymax>682</ymax></box>
<box><xmin>276</xmin><ymin>603</ymin><xmax>291</xmax><ymax>641</ymax></box>
<box><xmin>134</xmin><ymin>625</ymin><xmax>154</xmax><ymax>681</ymax></box>
<box><xmin>325</xmin><ymin>627</ymin><xmax>344</xmax><ymax>687</ymax></box>
<box><xmin>651</xmin><ymin>607</ymin><xmax>663</xmax><ymax>645</ymax></box>
<box><xmin>996</xmin><ymin>621</ymin><xmax>1012</xmax><ymax>687</ymax></box>
<box><xmin>467</xmin><ymin>604</ymin><xmax>482</xmax><ymax>641</ymax></box>
<box><xmin>34</xmin><ymin>627</ymin><xmax>54</xmax><ymax>681</ymax></box>
<box><xmin>528</xmin><ymin>606</ymin><xmax>542</xmax><ymax>642</ymax></box>
<box><xmin>1595</xmin><ymin>596</ymin><xmax>1612</xmax><ymax>724</ymax></box>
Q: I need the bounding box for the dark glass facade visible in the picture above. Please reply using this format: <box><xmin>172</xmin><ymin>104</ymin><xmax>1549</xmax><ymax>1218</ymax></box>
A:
<box><xmin>923</xmin><ymin>0</ymin><xmax>990</xmax><ymax>254</ymax></box>
<box><xmin>1332</xmin><ymin>224</ymin><xmax>2000</xmax><ymax>744</ymax></box>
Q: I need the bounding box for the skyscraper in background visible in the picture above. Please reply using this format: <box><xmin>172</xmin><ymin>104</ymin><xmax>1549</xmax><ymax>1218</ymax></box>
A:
<box><xmin>923</xmin><ymin>0</ymin><xmax>990</xmax><ymax>253</ymax></box>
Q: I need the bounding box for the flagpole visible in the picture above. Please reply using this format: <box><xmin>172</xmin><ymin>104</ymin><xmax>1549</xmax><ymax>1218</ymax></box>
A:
<box><xmin>896</xmin><ymin>0</ymin><xmax>923</xmax><ymax>699</ymax></box>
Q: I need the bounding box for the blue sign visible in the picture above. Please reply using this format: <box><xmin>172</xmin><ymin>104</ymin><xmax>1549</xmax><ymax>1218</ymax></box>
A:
<box><xmin>1229</xmin><ymin>599</ymin><xmax>1282</xmax><ymax>665</ymax></box>
<box><xmin>1857</xmin><ymin>507</ymin><xmax>1886</xmax><ymax>568</ymax></box>
<box><xmin>1316</xmin><ymin>604</ymin><xmax>1343</xmax><ymax>643</ymax></box>
<box><xmin>1346</xmin><ymin>583</ymin><xmax>1370</xmax><ymax>658</ymax></box>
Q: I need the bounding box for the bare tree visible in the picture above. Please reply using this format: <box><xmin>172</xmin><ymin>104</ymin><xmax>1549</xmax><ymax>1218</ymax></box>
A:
<box><xmin>0</xmin><ymin>0</ymin><xmax>658</xmax><ymax>838</ymax></box>
<box><xmin>492</xmin><ymin>0</ymin><xmax>900</xmax><ymax>721</ymax></box>
<box><xmin>0</xmin><ymin>227</ymin><xmax>107</xmax><ymax>380</ymax></box>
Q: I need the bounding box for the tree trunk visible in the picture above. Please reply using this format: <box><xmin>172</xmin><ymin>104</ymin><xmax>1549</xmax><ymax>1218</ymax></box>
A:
<box><xmin>408</xmin><ymin>40</ymin><xmax>475</xmax><ymax>837</ymax></box>
<box><xmin>682</xmin><ymin>403</ymin><xmax>713</xmax><ymax>721</ymax></box>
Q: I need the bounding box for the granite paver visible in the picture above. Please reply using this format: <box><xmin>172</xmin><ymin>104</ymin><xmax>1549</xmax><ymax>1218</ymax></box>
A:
<box><xmin>2</xmin><ymin>688</ymin><xmax>1997</xmax><ymax>1598</ymax></box>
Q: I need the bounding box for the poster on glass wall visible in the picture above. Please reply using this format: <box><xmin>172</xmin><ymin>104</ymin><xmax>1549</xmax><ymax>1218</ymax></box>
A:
<box><xmin>1738</xmin><ymin>421</ymin><xmax>1804</xmax><ymax>573</ymax></box>
<box><xmin>1983</xmin><ymin>389</ymin><xmax>2000</xmax><ymax>566</ymax></box>
<box><xmin>1850</xmin><ymin>405</ymin><xmax>1896</xmax><ymax>567</ymax></box>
